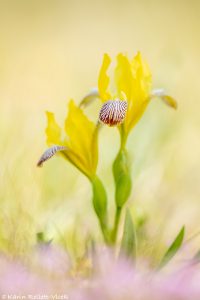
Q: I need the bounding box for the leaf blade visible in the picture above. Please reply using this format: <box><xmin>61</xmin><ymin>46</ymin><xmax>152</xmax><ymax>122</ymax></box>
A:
<box><xmin>120</xmin><ymin>209</ymin><xmax>137</xmax><ymax>258</ymax></box>
<box><xmin>159</xmin><ymin>226</ymin><xmax>185</xmax><ymax>269</ymax></box>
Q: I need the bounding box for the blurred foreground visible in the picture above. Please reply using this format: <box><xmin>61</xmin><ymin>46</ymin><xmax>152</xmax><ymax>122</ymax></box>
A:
<box><xmin>1</xmin><ymin>246</ymin><xmax>200</xmax><ymax>299</ymax></box>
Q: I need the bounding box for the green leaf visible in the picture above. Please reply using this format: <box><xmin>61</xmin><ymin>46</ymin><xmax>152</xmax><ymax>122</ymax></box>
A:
<box><xmin>120</xmin><ymin>209</ymin><xmax>137</xmax><ymax>258</ymax></box>
<box><xmin>159</xmin><ymin>226</ymin><xmax>185</xmax><ymax>269</ymax></box>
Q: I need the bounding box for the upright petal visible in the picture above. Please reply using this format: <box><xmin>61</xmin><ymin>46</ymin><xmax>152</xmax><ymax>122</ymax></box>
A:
<box><xmin>45</xmin><ymin>112</ymin><xmax>62</xmax><ymax>146</ymax></box>
<box><xmin>131</xmin><ymin>52</ymin><xmax>152</xmax><ymax>100</ymax></box>
<box><xmin>125</xmin><ymin>52</ymin><xmax>152</xmax><ymax>133</ymax></box>
<box><xmin>65</xmin><ymin>100</ymin><xmax>98</xmax><ymax>178</ymax></box>
<box><xmin>91</xmin><ymin>123</ymin><xmax>99</xmax><ymax>174</ymax></box>
<box><xmin>115</xmin><ymin>53</ymin><xmax>133</xmax><ymax>100</ymax></box>
<box><xmin>98</xmin><ymin>54</ymin><xmax>111</xmax><ymax>102</ymax></box>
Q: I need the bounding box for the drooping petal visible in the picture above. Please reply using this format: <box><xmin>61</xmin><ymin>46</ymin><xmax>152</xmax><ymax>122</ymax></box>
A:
<box><xmin>79</xmin><ymin>87</ymin><xmax>100</xmax><ymax>108</ymax></box>
<box><xmin>37</xmin><ymin>145</ymin><xmax>67</xmax><ymax>167</ymax></box>
<box><xmin>151</xmin><ymin>88</ymin><xmax>177</xmax><ymax>109</ymax></box>
<box><xmin>98</xmin><ymin>54</ymin><xmax>111</xmax><ymax>102</ymax></box>
<box><xmin>162</xmin><ymin>95</ymin><xmax>177</xmax><ymax>109</ymax></box>
<box><xmin>45</xmin><ymin>112</ymin><xmax>62</xmax><ymax>146</ymax></box>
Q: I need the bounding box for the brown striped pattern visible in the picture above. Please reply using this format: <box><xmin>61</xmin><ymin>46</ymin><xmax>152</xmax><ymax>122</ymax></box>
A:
<box><xmin>99</xmin><ymin>100</ymin><xmax>128</xmax><ymax>126</ymax></box>
<box><xmin>37</xmin><ymin>145</ymin><xmax>67</xmax><ymax>167</ymax></box>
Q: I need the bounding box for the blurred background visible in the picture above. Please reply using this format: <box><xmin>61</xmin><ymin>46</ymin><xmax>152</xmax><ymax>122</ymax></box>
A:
<box><xmin>0</xmin><ymin>0</ymin><xmax>200</xmax><ymax>260</ymax></box>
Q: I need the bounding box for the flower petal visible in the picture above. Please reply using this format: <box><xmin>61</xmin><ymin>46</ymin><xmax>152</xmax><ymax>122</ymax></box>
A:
<box><xmin>162</xmin><ymin>95</ymin><xmax>177</xmax><ymax>109</ymax></box>
<box><xmin>98</xmin><ymin>54</ymin><xmax>111</xmax><ymax>102</ymax></box>
<box><xmin>125</xmin><ymin>52</ymin><xmax>152</xmax><ymax>133</ymax></box>
<box><xmin>79</xmin><ymin>87</ymin><xmax>100</xmax><ymax>108</ymax></box>
<box><xmin>151</xmin><ymin>88</ymin><xmax>177</xmax><ymax>109</ymax></box>
<box><xmin>65</xmin><ymin>100</ymin><xmax>98</xmax><ymax>177</ymax></box>
<box><xmin>45</xmin><ymin>112</ymin><xmax>62</xmax><ymax>146</ymax></box>
<box><xmin>115</xmin><ymin>53</ymin><xmax>133</xmax><ymax>101</ymax></box>
<box><xmin>37</xmin><ymin>145</ymin><xmax>67</xmax><ymax>167</ymax></box>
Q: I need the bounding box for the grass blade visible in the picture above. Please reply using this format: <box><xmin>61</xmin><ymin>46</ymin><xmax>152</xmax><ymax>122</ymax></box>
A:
<box><xmin>120</xmin><ymin>209</ymin><xmax>137</xmax><ymax>258</ymax></box>
<box><xmin>159</xmin><ymin>226</ymin><xmax>185</xmax><ymax>269</ymax></box>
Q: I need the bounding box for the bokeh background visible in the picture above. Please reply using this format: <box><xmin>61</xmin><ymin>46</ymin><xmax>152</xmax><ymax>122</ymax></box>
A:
<box><xmin>0</xmin><ymin>0</ymin><xmax>200</xmax><ymax>260</ymax></box>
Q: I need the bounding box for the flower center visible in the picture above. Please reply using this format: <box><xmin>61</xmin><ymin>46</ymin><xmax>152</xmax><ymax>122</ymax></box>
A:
<box><xmin>99</xmin><ymin>100</ymin><xmax>128</xmax><ymax>126</ymax></box>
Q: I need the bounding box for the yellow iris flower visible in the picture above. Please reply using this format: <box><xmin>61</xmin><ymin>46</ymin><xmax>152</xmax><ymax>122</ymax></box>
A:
<box><xmin>45</xmin><ymin>99</ymin><xmax>98</xmax><ymax>179</ymax></box>
<box><xmin>98</xmin><ymin>52</ymin><xmax>177</xmax><ymax>139</ymax></box>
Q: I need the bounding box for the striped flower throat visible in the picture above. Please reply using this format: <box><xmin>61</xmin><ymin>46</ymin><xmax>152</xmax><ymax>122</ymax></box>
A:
<box><xmin>99</xmin><ymin>100</ymin><xmax>128</xmax><ymax>126</ymax></box>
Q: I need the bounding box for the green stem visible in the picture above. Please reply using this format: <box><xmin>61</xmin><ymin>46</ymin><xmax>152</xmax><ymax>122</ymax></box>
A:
<box><xmin>90</xmin><ymin>175</ymin><xmax>110</xmax><ymax>244</ymax></box>
<box><xmin>112</xmin><ymin>206</ymin><xmax>122</xmax><ymax>243</ymax></box>
<box><xmin>100</xmin><ymin>223</ymin><xmax>110</xmax><ymax>245</ymax></box>
<box><xmin>119</xmin><ymin>124</ymin><xmax>128</xmax><ymax>151</ymax></box>
<box><xmin>112</xmin><ymin>124</ymin><xmax>131</xmax><ymax>244</ymax></box>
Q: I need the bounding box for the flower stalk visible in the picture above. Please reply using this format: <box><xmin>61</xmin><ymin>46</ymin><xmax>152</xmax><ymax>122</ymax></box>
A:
<box><xmin>90</xmin><ymin>175</ymin><xmax>110</xmax><ymax>244</ymax></box>
<box><xmin>112</xmin><ymin>127</ymin><xmax>132</xmax><ymax>243</ymax></box>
